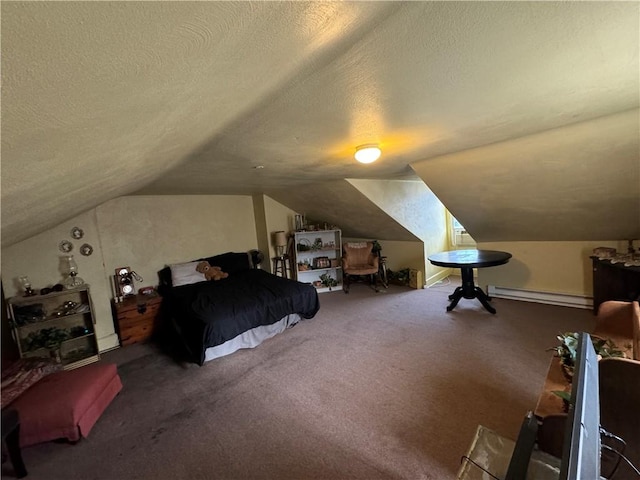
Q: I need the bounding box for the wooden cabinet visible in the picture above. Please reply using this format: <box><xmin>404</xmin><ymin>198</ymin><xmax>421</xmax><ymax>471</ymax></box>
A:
<box><xmin>293</xmin><ymin>229</ymin><xmax>342</xmax><ymax>293</ymax></box>
<box><xmin>112</xmin><ymin>293</ymin><xmax>162</xmax><ymax>346</ymax></box>
<box><xmin>7</xmin><ymin>286</ymin><xmax>100</xmax><ymax>370</ymax></box>
<box><xmin>591</xmin><ymin>256</ymin><xmax>640</xmax><ymax>314</ymax></box>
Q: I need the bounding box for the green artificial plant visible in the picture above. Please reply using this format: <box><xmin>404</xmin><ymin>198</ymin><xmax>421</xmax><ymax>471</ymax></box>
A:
<box><xmin>550</xmin><ymin>331</ymin><xmax>625</xmax><ymax>375</ymax></box>
<box><xmin>319</xmin><ymin>273</ymin><xmax>338</xmax><ymax>288</ymax></box>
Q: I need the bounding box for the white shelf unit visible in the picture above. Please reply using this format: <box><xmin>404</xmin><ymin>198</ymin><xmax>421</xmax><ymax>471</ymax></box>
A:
<box><xmin>7</xmin><ymin>285</ymin><xmax>100</xmax><ymax>370</ymax></box>
<box><xmin>293</xmin><ymin>229</ymin><xmax>342</xmax><ymax>293</ymax></box>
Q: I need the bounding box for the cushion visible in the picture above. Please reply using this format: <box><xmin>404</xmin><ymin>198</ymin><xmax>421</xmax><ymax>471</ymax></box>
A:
<box><xmin>170</xmin><ymin>261</ymin><xmax>206</xmax><ymax>287</ymax></box>
<box><xmin>159</xmin><ymin>252</ymin><xmax>253</xmax><ymax>291</ymax></box>
<box><xmin>11</xmin><ymin>362</ymin><xmax>122</xmax><ymax>447</ymax></box>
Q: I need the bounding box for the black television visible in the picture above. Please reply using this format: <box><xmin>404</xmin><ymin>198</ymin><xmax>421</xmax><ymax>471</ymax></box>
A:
<box><xmin>558</xmin><ymin>332</ymin><xmax>601</xmax><ymax>479</ymax></box>
<box><xmin>505</xmin><ymin>332</ymin><xmax>601</xmax><ymax>479</ymax></box>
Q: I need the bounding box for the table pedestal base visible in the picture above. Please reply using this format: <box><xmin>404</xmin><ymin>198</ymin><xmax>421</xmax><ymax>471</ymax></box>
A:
<box><xmin>446</xmin><ymin>267</ymin><xmax>496</xmax><ymax>314</ymax></box>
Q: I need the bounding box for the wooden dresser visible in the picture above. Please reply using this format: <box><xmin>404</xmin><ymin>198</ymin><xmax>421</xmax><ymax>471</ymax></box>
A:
<box><xmin>591</xmin><ymin>256</ymin><xmax>640</xmax><ymax>314</ymax></box>
<box><xmin>112</xmin><ymin>293</ymin><xmax>162</xmax><ymax>346</ymax></box>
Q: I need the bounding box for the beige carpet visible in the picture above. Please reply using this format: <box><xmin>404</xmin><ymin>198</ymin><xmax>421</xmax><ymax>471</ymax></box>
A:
<box><xmin>2</xmin><ymin>282</ymin><xmax>595</xmax><ymax>480</ymax></box>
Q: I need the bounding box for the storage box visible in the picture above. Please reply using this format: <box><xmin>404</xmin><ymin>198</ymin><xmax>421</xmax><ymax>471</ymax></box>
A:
<box><xmin>409</xmin><ymin>269</ymin><xmax>423</xmax><ymax>289</ymax></box>
<box><xmin>113</xmin><ymin>293</ymin><xmax>162</xmax><ymax>346</ymax></box>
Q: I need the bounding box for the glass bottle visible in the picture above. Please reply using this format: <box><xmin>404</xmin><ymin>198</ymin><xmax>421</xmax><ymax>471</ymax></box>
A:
<box><xmin>18</xmin><ymin>276</ymin><xmax>34</xmax><ymax>296</ymax></box>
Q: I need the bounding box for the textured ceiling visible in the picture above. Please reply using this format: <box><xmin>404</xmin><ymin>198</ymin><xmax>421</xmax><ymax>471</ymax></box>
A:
<box><xmin>412</xmin><ymin>110</ymin><xmax>640</xmax><ymax>241</ymax></box>
<box><xmin>2</xmin><ymin>2</ymin><xmax>638</xmax><ymax>246</ymax></box>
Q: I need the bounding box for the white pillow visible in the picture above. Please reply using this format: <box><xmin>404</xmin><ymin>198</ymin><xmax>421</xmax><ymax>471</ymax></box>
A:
<box><xmin>170</xmin><ymin>261</ymin><xmax>206</xmax><ymax>287</ymax></box>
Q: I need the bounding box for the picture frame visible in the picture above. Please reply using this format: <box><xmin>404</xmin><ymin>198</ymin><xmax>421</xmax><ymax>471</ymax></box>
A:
<box><xmin>313</xmin><ymin>256</ymin><xmax>330</xmax><ymax>269</ymax></box>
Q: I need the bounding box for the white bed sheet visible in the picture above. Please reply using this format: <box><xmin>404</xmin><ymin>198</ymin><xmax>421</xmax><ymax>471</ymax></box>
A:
<box><xmin>202</xmin><ymin>313</ymin><xmax>301</xmax><ymax>363</ymax></box>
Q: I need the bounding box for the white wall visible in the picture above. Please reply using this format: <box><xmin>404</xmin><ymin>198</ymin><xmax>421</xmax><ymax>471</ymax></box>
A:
<box><xmin>2</xmin><ymin>209</ymin><xmax>116</xmax><ymax>348</ymax></box>
<box><xmin>346</xmin><ymin>179</ymin><xmax>449</xmax><ymax>284</ymax></box>
<box><xmin>2</xmin><ymin>195</ymin><xmax>259</xmax><ymax>351</ymax></box>
<box><xmin>477</xmin><ymin>240</ymin><xmax>629</xmax><ymax>297</ymax></box>
<box><xmin>263</xmin><ymin>195</ymin><xmax>299</xmax><ymax>266</ymax></box>
<box><xmin>342</xmin><ymin>238</ymin><xmax>424</xmax><ymax>273</ymax></box>
<box><xmin>95</xmin><ymin>195</ymin><xmax>257</xmax><ymax>285</ymax></box>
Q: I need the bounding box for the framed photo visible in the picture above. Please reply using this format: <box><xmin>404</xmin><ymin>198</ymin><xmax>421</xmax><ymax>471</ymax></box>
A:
<box><xmin>313</xmin><ymin>256</ymin><xmax>330</xmax><ymax>269</ymax></box>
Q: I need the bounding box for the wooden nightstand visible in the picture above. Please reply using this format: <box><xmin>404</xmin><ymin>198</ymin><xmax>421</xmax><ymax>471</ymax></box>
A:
<box><xmin>112</xmin><ymin>293</ymin><xmax>162</xmax><ymax>346</ymax></box>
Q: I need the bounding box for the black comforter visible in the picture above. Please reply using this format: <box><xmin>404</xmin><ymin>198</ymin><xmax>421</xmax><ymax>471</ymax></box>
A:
<box><xmin>164</xmin><ymin>269</ymin><xmax>319</xmax><ymax>365</ymax></box>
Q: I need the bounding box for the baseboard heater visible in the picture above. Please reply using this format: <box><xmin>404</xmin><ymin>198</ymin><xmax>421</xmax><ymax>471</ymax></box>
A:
<box><xmin>487</xmin><ymin>285</ymin><xmax>593</xmax><ymax>309</ymax></box>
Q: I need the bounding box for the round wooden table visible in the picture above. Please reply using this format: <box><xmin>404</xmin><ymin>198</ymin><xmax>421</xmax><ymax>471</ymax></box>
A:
<box><xmin>428</xmin><ymin>249</ymin><xmax>512</xmax><ymax>314</ymax></box>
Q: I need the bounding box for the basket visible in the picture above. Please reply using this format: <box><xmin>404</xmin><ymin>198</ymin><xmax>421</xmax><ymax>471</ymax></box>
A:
<box><xmin>297</xmin><ymin>238</ymin><xmax>312</xmax><ymax>252</ymax></box>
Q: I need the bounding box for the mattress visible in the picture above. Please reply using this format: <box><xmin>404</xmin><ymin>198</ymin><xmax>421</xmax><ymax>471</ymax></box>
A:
<box><xmin>163</xmin><ymin>268</ymin><xmax>319</xmax><ymax>364</ymax></box>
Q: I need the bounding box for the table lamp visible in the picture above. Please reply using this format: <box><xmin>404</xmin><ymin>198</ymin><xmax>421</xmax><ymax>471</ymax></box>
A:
<box><xmin>18</xmin><ymin>276</ymin><xmax>35</xmax><ymax>296</ymax></box>
<box><xmin>274</xmin><ymin>231</ymin><xmax>287</xmax><ymax>257</ymax></box>
<box><xmin>63</xmin><ymin>255</ymin><xmax>85</xmax><ymax>289</ymax></box>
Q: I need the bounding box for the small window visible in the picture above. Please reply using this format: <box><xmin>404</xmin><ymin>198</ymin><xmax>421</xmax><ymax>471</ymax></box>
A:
<box><xmin>450</xmin><ymin>214</ymin><xmax>475</xmax><ymax>247</ymax></box>
<box><xmin>452</xmin><ymin>217</ymin><xmax>465</xmax><ymax>233</ymax></box>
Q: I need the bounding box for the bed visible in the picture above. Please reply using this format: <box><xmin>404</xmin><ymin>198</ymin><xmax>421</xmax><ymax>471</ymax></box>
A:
<box><xmin>158</xmin><ymin>251</ymin><xmax>320</xmax><ymax>365</ymax></box>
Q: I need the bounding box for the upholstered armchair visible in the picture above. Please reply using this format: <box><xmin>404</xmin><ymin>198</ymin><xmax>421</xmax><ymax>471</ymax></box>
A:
<box><xmin>341</xmin><ymin>242</ymin><xmax>380</xmax><ymax>293</ymax></box>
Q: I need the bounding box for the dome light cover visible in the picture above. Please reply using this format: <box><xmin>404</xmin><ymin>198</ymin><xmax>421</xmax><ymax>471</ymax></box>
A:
<box><xmin>354</xmin><ymin>144</ymin><xmax>381</xmax><ymax>164</ymax></box>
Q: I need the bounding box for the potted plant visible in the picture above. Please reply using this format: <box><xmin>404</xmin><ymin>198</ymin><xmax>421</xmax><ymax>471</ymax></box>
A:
<box><xmin>550</xmin><ymin>332</ymin><xmax>625</xmax><ymax>381</ymax></box>
<box><xmin>319</xmin><ymin>273</ymin><xmax>338</xmax><ymax>290</ymax></box>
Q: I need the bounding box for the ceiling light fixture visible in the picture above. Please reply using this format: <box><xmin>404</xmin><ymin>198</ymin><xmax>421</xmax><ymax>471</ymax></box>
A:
<box><xmin>354</xmin><ymin>144</ymin><xmax>381</xmax><ymax>164</ymax></box>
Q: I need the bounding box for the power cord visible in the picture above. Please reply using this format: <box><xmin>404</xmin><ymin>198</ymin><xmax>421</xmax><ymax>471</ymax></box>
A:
<box><xmin>600</xmin><ymin>427</ymin><xmax>626</xmax><ymax>446</ymax></box>
<box><xmin>600</xmin><ymin>426</ymin><xmax>640</xmax><ymax>478</ymax></box>
<box><xmin>601</xmin><ymin>444</ymin><xmax>640</xmax><ymax>477</ymax></box>
<box><xmin>427</xmin><ymin>277</ymin><xmax>452</xmax><ymax>288</ymax></box>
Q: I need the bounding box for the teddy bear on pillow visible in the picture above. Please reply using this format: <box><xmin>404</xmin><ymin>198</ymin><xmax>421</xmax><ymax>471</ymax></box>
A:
<box><xmin>196</xmin><ymin>261</ymin><xmax>229</xmax><ymax>281</ymax></box>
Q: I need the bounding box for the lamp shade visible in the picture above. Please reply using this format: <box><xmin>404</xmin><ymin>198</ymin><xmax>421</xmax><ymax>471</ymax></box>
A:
<box><xmin>355</xmin><ymin>144</ymin><xmax>381</xmax><ymax>164</ymax></box>
<box><xmin>274</xmin><ymin>231</ymin><xmax>287</xmax><ymax>247</ymax></box>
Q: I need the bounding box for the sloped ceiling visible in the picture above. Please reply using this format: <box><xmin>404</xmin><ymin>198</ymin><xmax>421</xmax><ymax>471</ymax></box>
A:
<box><xmin>267</xmin><ymin>180</ymin><xmax>420</xmax><ymax>241</ymax></box>
<box><xmin>412</xmin><ymin>110</ymin><xmax>640</xmax><ymax>242</ymax></box>
<box><xmin>2</xmin><ymin>1</ymin><xmax>638</xmax><ymax>247</ymax></box>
